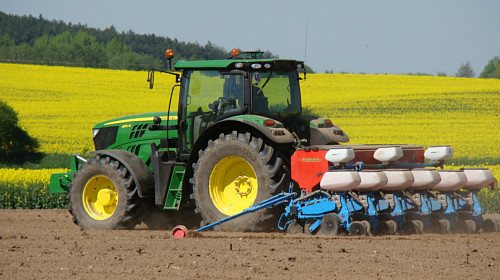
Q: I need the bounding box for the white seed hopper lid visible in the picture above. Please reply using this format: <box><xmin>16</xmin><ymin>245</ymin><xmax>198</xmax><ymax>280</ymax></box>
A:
<box><xmin>424</xmin><ymin>146</ymin><xmax>453</xmax><ymax>161</ymax></box>
<box><xmin>325</xmin><ymin>148</ymin><xmax>355</xmax><ymax>164</ymax></box>
<box><xmin>373</xmin><ymin>146</ymin><xmax>403</xmax><ymax>162</ymax></box>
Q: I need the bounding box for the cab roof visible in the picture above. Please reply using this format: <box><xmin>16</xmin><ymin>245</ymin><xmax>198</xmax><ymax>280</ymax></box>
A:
<box><xmin>174</xmin><ymin>59</ymin><xmax>304</xmax><ymax>71</ymax></box>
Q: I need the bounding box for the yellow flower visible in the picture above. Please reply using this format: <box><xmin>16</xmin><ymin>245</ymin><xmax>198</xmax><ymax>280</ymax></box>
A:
<box><xmin>0</xmin><ymin>63</ymin><xmax>499</xmax><ymax>187</ymax></box>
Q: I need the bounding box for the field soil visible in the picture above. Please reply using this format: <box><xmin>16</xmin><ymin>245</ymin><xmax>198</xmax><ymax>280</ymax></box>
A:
<box><xmin>1</xmin><ymin>210</ymin><xmax>500</xmax><ymax>280</ymax></box>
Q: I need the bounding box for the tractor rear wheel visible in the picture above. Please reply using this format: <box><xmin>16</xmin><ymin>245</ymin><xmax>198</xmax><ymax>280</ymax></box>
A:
<box><xmin>192</xmin><ymin>131</ymin><xmax>287</xmax><ymax>232</ymax></box>
<box><xmin>69</xmin><ymin>155</ymin><xmax>141</xmax><ymax>229</ymax></box>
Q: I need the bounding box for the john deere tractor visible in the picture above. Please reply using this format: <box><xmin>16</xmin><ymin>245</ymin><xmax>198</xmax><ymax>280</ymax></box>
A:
<box><xmin>50</xmin><ymin>49</ymin><xmax>349</xmax><ymax>231</ymax></box>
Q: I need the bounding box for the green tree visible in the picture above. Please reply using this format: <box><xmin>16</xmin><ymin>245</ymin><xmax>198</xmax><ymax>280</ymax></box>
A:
<box><xmin>0</xmin><ymin>100</ymin><xmax>39</xmax><ymax>162</ymax></box>
<box><xmin>70</xmin><ymin>30</ymin><xmax>106</xmax><ymax>67</ymax></box>
<box><xmin>456</xmin><ymin>62</ymin><xmax>475</xmax><ymax>78</ymax></box>
<box><xmin>479</xmin><ymin>56</ymin><xmax>500</xmax><ymax>78</ymax></box>
<box><xmin>0</xmin><ymin>34</ymin><xmax>15</xmax><ymax>61</ymax></box>
<box><xmin>0</xmin><ymin>34</ymin><xmax>14</xmax><ymax>46</ymax></box>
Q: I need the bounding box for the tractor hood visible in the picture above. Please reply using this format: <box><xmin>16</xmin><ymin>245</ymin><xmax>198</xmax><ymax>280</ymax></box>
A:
<box><xmin>92</xmin><ymin>112</ymin><xmax>178</xmax><ymax>154</ymax></box>
<box><xmin>95</xmin><ymin>112</ymin><xmax>177</xmax><ymax>128</ymax></box>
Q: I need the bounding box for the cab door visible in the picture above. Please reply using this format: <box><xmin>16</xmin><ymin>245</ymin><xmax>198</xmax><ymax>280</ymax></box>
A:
<box><xmin>177</xmin><ymin>69</ymin><xmax>245</xmax><ymax>157</ymax></box>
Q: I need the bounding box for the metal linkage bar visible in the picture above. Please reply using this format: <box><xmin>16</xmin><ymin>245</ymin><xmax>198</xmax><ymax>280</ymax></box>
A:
<box><xmin>329</xmin><ymin>162</ymin><xmax>441</xmax><ymax>171</ymax></box>
<box><xmin>195</xmin><ymin>192</ymin><xmax>296</xmax><ymax>232</ymax></box>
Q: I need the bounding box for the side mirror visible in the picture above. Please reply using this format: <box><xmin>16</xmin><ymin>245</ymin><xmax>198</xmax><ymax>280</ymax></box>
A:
<box><xmin>153</xmin><ymin>116</ymin><xmax>162</xmax><ymax>125</ymax></box>
<box><xmin>147</xmin><ymin>70</ymin><xmax>155</xmax><ymax>89</ymax></box>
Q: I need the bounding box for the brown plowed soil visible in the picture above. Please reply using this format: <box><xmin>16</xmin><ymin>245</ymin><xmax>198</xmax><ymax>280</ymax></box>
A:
<box><xmin>1</xmin><ymin>210</ymin><xmax>500</xmax><ymax>280</ymax></box>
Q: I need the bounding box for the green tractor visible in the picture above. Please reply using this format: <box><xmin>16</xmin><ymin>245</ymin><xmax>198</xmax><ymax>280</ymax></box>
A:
<box><xmin>50</xmin><ymin>49</ymin><xmax>349</xmax><ymax>231</ymax></box>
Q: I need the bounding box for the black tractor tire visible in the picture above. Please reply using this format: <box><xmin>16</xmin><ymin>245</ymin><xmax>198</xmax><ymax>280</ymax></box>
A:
<box><xmin>68</xmin><ymin>155</ymin><xmax>142</xmax><ymax>229</ymax></box>
<box><xmin>191</xmin><ymin>131</ymin><xmax>288</xmax><ymax>232</ymax></box>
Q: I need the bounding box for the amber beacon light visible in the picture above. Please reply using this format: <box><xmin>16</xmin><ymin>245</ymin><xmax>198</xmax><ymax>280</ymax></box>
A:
<box><xmin>165</xmin><ymin>49</ymin><xmax>174</xmax><ymax>59</ymax></box>
<box><xmin>230</xmin><ymin>48</ymin><xmax>239</xmax><ymax>56</ymax></box>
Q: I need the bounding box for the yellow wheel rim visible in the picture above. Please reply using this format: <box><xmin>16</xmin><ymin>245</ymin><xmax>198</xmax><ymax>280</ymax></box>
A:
<box><xmin>82</xmin><ymin>175</ymin><xmax>118</xmax><ymax>220</ymax></box>
<box><xmin>209</xmin><ymin>156</ymin><xmax>258</xmax><ymax>216</ymax></box>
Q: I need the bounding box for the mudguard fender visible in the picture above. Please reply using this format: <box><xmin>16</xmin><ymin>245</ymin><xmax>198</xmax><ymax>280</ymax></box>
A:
<box><xmin>91</xmin><ymin>150</ymin><xmax>154</xmax><ymax>197</ymax></box>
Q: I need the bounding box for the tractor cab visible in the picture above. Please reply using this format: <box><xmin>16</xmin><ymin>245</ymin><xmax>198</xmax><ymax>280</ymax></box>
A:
<box><xmin>175</xmin><ymin>50</ymin><xmax>303</xmax><ymax>118</ymax></box>
<box><xmin>172</xmin><ymin>50</ymin><xmax>305</xmax><ymax>153</ymax></box>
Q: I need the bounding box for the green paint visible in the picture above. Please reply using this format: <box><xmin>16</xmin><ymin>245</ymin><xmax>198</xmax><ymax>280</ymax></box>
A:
<box><xmin>49</xmin><ymin>172</ymin><xmax>71</xmax><ymax>193</ymax></box>
<box><xmin>163</xmin><ymin>165</ymin><xmax>185</xmax><ymax>210</ymax></box>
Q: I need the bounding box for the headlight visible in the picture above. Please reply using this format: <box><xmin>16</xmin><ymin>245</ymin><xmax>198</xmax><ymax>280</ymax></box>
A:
<box><xmin>93</xmin><ymin>128</ymin><xmax>100</xmax><ymax>138</ymax></box>
<box><xmin>93</xmin><ymin>126</ymin><xmax>118</xmax><ymax>150</ymax></box>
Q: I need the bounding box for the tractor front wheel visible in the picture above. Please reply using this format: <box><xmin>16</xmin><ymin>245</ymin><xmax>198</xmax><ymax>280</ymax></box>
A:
<box><xmin>69</xmin><ymin>155</ymin><xmax>141</xmax><ymax>229</ymax></box>
<box><xmin>192</xmin><ymin>131</ymin><xmax>287</xmax><ymax>232</ymax></box>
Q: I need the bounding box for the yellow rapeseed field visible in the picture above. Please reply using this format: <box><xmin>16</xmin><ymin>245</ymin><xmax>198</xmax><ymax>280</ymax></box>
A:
<box><xmin>0</xmin><ymin>63</ymin><xmax>179</xmax><ymax>155</ymax></box>
<box><xmin>301</xmin><ymin>74</ymin><xmax>500</xmax><ymax>166</ymax></box>
<box><xmin>1</xmin><ymin>63</ymin><xmax>499</xmax><ymax>186</ymax></box>
<box><xmin>0</xmin><ymin>168</ymin><xmax>68</xmax><ymax>186</ymax></box>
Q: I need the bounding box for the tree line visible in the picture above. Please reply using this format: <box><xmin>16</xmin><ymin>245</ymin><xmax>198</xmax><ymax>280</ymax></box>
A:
<box><xmin>452</xmin><ymin>58</ymin><xmax>500</xmax><ymax>78</ymax></box>
<box><xmin>0</xmin><ymin>12</ymin><xmax>237</xmax><ymax>70</ymax></box>
<box><xmin>325</xmin><ymin>59</ymin><xmax>500</xmax><ymax>78</ymax></box>
<box><xmin>1</xmin><ymin>12</ymin><xmax>497</xmax><ymax>76</ymax></box>
<box><xmin>0</xmin><ymin>31</ymin><xmax>165</xmax><ymax>70</ymax></box>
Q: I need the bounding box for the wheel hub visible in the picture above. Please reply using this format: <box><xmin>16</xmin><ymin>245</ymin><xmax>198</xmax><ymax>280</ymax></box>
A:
<box><xmin>97</xmin><ymin>189</ymin><xmax>114</xmax><ymax>206</ymax></box>
<box><xmin>233</xmin><ymin>175</ymin><xmax>253</xmax><ymax>197</ymax></box>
